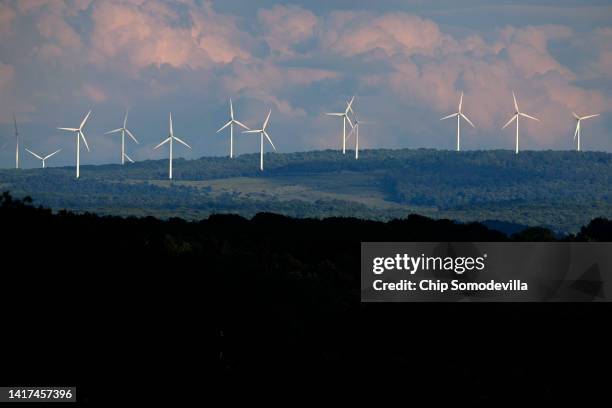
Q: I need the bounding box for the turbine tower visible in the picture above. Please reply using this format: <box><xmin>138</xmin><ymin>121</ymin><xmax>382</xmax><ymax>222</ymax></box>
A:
<box><xmin>154</xmin><ymin>113</ymin><xmax>191</xmax><ymax>180</ymax></box>
<box><xmin>242</xmin><ymin>109</ymin><xmax>276</xmax><ymax>171</ymax></box>
<box><xmin>325</xmin><ymin>96</ymin><xmax>354</xmax><ymax>154</ymax></box>
<box><xmin>346</xmin><ymin>114</ymin><xmax>369</xmax><ymax>160</ymax></box>
<box><xmin>13</xmin><ymin>114</ymin><xmax>20</xmax><ymax>169</ymax></box>
<box><xmin>440</xmin><ymin>92</ymin><xmax>475</xmax><ymax>151</ymax></box>
<box><xmin>105</xmin><ymin>109</ymin><xmax>139</xmax><ymax>164</ymax></box>
<box><xmin>57</xmin><ymin>110</ymin><xmax>91</xmax><ymax>179</ymax></box>
<box><xmin>502</xmin><ymin>92</ymin><xmax>539</xmax><ymax>154</ymax></box>
<box><xmin>24</xmin><ymin>148</ymin><xmax>61</xmax><ymax>168</ymax></box>
<box><xmin>572</xmin><ymin>112</ymin><xmax>600</xmax><ymax>152</ymax></box>
<box><xmin>217</xmin><ymin>98</ymin><xmax>249</xmax><ymax>158</ymax></box>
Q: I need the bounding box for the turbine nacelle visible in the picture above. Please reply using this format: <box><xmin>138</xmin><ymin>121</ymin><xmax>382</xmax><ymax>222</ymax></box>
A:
<box><xmin>105</xmin><ymin>109</ymin><xmax>139</xmax><ymax>164</ymax></box>
<box><xmin>154</xmin><ymin>113</ymin><xmax>191</xmax><ymax>179</ymax></box>
<box><xmin>57</xmin><ymin>110</ymin><xmax>92</xmax><ymax>178</ymax></box>
<box><xmin>25</xmin><ymin>148</ymin><xmax>61</xmax><ymax>168</ymax></box>
<box><xmin>440</xmin><ymin>91</ymin><xmax>475</xmax><ymax>151</ymax></box>
<box><xmin>242</xmin><ymin>109</ymin><xmax>276</xmax><ymax>171</ymax></box>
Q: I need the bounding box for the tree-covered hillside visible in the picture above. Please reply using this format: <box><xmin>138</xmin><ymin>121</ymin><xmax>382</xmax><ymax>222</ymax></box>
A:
<box><xmin>0</xmin><ymin>148</ymin><xmax>610</xmax><ymax>232</ymax></box>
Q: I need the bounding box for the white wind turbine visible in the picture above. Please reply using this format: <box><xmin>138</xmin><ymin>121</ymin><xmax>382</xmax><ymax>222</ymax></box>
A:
<box><xmin>105</xmin><ymin>109</ymin><xmax>139</xmax><ymax>164</ymax></box>
<box><xmin>154</xmin><ymin>113</ymin><xmax>191</xmax><ymax>180</ymax></box>
<box><xmin>24</xmin><ymin>148</ymin><xmax>62</xmax><ymax>168</ymax></box>
<box><xmin>325</xmin><ymin>96</ymin><xmax>355</xmax><ymax>154</ymax></box>
<box><xmin>502</xmin><ymin>91</ymin><xmax>539</xmax><ymax>154</ymax></box>
<box><xmin>57</xmin><ymin>110</ymin><xmax>91</xmax><ymax>179</ymax></box>
<box><xmin>13</xmin><ymin>114</ymin><xmax>20</xmax><ymax>169</ymax></box>
<box><xmin>242</xmin><ymin>109</ymin><xmax>276</xmax><ymax>171</ymax></box>
<box><xmin>572</xmin><ymin>112</ymin><xmax>600</xmax><ymax>152</ymax></box>
<box><xmin>217</xmin><ymin>98</ymin><xmax>249</xmax><ymax>158</ymax></box>
<box><xmin>440</xmin><ymin>92</ymin><xmax>475</xmax><ymax>151</ymax></box>
<box><xmin>346</xmin><ymin>113</ymin><xmax>370</xmax><ymax>160</ymax></box>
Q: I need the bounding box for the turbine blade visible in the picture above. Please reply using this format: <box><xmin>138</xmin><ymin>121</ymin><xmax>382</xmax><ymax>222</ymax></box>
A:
<box><xmin>58</xmin><ymin>127</ymin><xmax>79</xmax><ymax>132</ymax></box>
<box><xmin>123</xmin><ymin>153</ymin><xmax>134</xmax><ymax>163</ymax></box>
<box><xmin>582</xmin><ymin>114</ymin><xmax>600</xmax><ymax>120</ymax></box>
<box><xmin>243</xmin><ymin>129</ymin><xmax>262</xmax><ymax>134</ymax></box>
<box><xmin>325</xmin><ymin>112</ymin><xmax>344</xmax><ymax>116</ymax></box>
<box><xmin>105</xmin><ymin>128</ymin><xmax>123</xmax><ymax>135</ymax></box>
<box><xmin>123</xmin><ymin>109</ymin><xmax>129</xmax><ymax>128</ymax></box>
<box><xmin>520</xmin><ymin>112</ymin><xmax>539</xmax><ymax>121</ymax></box>
<box><xmin>345</xmin><ymin>96</ymin><xmax>355</xmax><ymax>114</ymax></box>
<box><xmin>44</xmin><ymin>149</ymin><xmax>62</xmax><ymax>160</ymax></box>
<box><xmin>154</xmin><ymin>137</ymin><xmax>171</xmax><ymax>149</ymax></box>
<box><xmin>169</xmin><ymin>113</ymin><xmax>173</xmax><ymax>136</ymax></box>
<box><xmin>125</xmin><ymin>128</ymin><xmax>139</xmax><ymax>144</ymax></box>
<box><xmin>263</xmin><ymin>109</ymin><xmax>271</xmax><ymax>130</ymax></box>
<box><xmin>346</xmin><ymin>124</ymin><xmax>356</xmax><ymax>141</ymax></box>
<box><xmin>80</xmin><ymin>131</ymin><xmax>90</xmax><ymax>152</ymax></box>
<box><xmin>24</xmin><ymin>148</ymin><xmax>43</xmax><ymax>160</ymax></box>
<box><xmin>458</xmin><ymin>92</ymin><xmax>463</xmax><ymax>112</ymax></box>
<box><xmin>502</xmin><ymin>115</ymin><xmax>517</xmax><ymax>129</ymax></box>
<box><xmin>512</xmin><ymin>91</ymin><xmax>518</xmax><ymax>112</ymax></box>
<box><xmin>345</xmin><ymin>115</ymin><xmax>354</xmax><ymax>128</ymax></box>
<box><xmin>574</xmin><ymin>122</ymin><xmax>579</xmax><ymax>140</ymax></box>
<box><xmin>173</xmin><ymin>136</ymin><xmax>191</xmax><ymax>149</ymax></box>
<box><xmin>440</xmin><ymin>113</ymin><xmax>459</xmax><ymax>120</ymax></box>
<box><xmin>217</xmin><ymin>121</ymin><xmax>232</xmax><ymax>133</ymax></box>
<box><xmin>80</xmin><ymin>110</ymin><xmax>92</xmax><ymax>129</ymax></box>
<box><xmin>230</xmin><ymin>98</ymin><xmax>234</xmax><ymax>119</ymax></box>
<box><xmin>263</xmin><ymin>130</ymin><xmax>276</xmax><ymax>151</ymax></box>
<box><xmin>461</xmin><ymin>113</ymin><xmax>475</xmax><ymax>128</ymax></box>
<box><xmin>233</xmin><ymin>119</ymin><xmax>250</xmax><ymax>130</ymax></box>
<box><xmin>572</xmin><ymin>112</ymin><xmax>580</xmax><ymax>120</ymax></box>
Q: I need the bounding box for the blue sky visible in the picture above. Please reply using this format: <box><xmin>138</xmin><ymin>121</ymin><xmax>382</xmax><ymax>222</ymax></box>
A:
<box><xmin>1</xmin><ymin>0</ymin><xmax>611</xmax><ymax>168</ymax></box>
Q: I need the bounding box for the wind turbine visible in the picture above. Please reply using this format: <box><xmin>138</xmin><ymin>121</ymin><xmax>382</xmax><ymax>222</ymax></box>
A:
<box><xmin>57</xmin><ymin>110</ymin><xmax>91</xmax><ymax>179</ymax></box>
<box><xmin>13</xmin><ymin>114</ymin><xmax>20</xmax><ymax>169</ymax></box>
<box><xmin>24</xmin><ymin>148</ymin><xmax>61</xmax><ymax>168</ymax></box>
<box><xmin>325</xmin><ymin>96</ymin><xmax>355</xmax><ymax>154</ymax></box>
<box><xmin>105</xmin><ymin>109</ymin><xmax>139</xmax><ymax>164</ymax></box>
<box><xmin>217</xmin><ymin>98</ymin><xmax>249</xmax><ymax>158</ymax></box>
<box><xmin>502</xmin><ymin>92</ymin><xmax>539</xmax><ymax>154</ymax></box>
<box><xmin>572</xmin><ymin>112</ymin><xmax>600</xmax><ymax>152</ymax></box>
<box><xmin>346</xmin><ymin>114</ymin><xmax>370</xmax><ymax>160</ymax></box>
<box><xmin>154</xmin><ymin>113</ymin><xmax>191</xmax><ymax>180</ymax></box>
<box><xmin>440</xmin><ymin>92</ymin><xmax>475</xmax><ymax>151</ymax></box>
<box><xmin>242</xmin><ymin>109</ymin><xmax>276</xmax><ymax>171</ymax></box>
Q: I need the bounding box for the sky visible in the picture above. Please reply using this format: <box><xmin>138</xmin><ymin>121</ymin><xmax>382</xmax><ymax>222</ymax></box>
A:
<box><xmin>1</xmin><ymin>0</ymin><xmax>611</xmax><ymax>168</ymax></box>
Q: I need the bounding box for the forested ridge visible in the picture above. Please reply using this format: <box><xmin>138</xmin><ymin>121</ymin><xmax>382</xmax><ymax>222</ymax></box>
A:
<box><xmin>1</xmin><ymin>148</ymin><xmax>610</xmax><ymax>233</ymax></box>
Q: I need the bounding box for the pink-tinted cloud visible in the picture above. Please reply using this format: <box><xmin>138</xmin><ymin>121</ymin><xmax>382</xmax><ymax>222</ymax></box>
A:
<box><xmin>81</xmin><ymin>84</ymin><xmax>107</xmax><ymax>103</ymax></box>
<box><xmin>257</xmin><ymin>5</ymin><xmax>318</xmax><ymax>56</ymax></box>
<box><xmin>323</xmin><ymin>12</ymin><xmax>448</xmax><ymax>57</ymax></box>
<box><xmin>0</xmin><ymin>2</ymin><xmax>16</xmax><ymax>36</ymax></box>
<box><xmin>87</xmin><ymin>0</ymin><xmax>249</xmax><ymax>72</ymax></box>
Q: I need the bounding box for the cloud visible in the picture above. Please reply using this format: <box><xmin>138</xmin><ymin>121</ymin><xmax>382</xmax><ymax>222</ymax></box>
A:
<box><xmin>87</xmin><ymin>0</ymin><xmax>250</xmax><ymax>73</ymax></box>
<box><xmin>322</xmin><ymin>12</ymin><xmax>448</xmax><ymax>57</ymax></box>
<box><xmin>81</xmin><ymin>84</ymin><xmax>108</xmax><ymax>103</ymax></box>
<box><xmin>0</xmin><ymin>2</ymin><xmax>16</xmax><ymax>36</ymax></box>
<box><xmin>257</xmin><ymin>5</ymin><xmax>318</xmax><ymax>56</ymax></box>
<box><xmin>1</xmin><ymin>1</ymin><xmax>612</xmax><ymax>165</ymax></box>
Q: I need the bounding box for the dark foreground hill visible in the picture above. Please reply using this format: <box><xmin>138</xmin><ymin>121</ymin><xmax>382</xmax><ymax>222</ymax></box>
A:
<box><xmin>1</xmin><ymin>148</ymin><xmax>611</xmax><ymax>233</ymax></box>
<box><xmin>1</xmin><ymin>193</ymin><xmax>611</xmax><ymax>403</ymax></box>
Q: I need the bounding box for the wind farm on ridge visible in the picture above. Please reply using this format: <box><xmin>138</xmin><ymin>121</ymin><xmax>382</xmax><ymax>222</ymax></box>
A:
<box><xmin>2</xmin><ymin>90</ymin><xmax>603</xmax><ymax>180</ymax></box>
